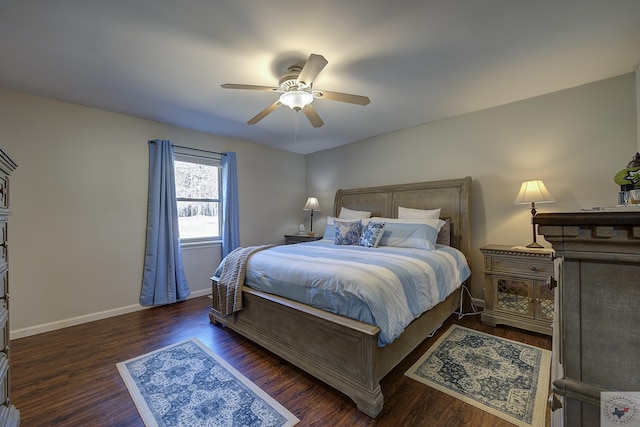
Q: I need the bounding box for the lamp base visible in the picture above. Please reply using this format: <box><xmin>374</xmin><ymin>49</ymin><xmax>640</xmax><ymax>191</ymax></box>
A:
<box><xmin>526</xmin><ymin>241</ymin><xmax>544</xmax><ymax>249</ymax></box>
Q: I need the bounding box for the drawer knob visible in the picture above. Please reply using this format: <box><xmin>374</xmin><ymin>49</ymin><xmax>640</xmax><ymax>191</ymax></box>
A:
<box><xmin>530</xmin><ymin>266</ymin><xmax>538</xmax><ymax>271</ymax></box>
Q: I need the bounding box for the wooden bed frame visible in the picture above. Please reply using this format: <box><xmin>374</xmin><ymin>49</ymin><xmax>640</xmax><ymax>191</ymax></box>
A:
<box><xmin>209</xmin><ymin>177</ymin><xmax>472</xmax><ymax>417</ymax></box>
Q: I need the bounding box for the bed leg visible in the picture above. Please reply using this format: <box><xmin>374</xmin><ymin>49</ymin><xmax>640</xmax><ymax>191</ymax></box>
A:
<box><xmin>351</xmin><ymin>384</ymin><xmax>384</xmax><ymax>418</ymax></box>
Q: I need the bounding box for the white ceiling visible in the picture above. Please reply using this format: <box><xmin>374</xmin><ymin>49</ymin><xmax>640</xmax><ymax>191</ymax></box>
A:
<box><xmin>1</xmin><ymin>1</ymin><xmax>639</xmax><ymax>154</ymax></box>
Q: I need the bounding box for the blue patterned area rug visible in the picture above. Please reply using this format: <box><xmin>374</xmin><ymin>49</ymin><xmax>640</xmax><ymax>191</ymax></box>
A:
<box><xmin>405</xmin><ymin>325</ymin><xmax>550</xmax><ymax>427</ymax></box>
<box><xmin>117</xmin><ymin>338</ymin><xmax>299</xmax><ymax>427</ymax></box>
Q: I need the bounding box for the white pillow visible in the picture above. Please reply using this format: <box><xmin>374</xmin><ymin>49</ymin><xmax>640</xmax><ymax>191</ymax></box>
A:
<box><xmin>370</xmin><ymin>217</ymin><xmax>445</xmax><ymax>232</ymax></box>
<box><xmin>398</xmin><ymin>206</ymin><xmax>441</xmax><ymax>219</ymax></box>
<box><xmin>327</xmin><ymin>215</ymin><xmax>369</xmax><ymax>226</ymax></box>
<box><xmin>339</xmin><ymin>207</ymin><xmax>371</xmax><ymax>219</ymax></box>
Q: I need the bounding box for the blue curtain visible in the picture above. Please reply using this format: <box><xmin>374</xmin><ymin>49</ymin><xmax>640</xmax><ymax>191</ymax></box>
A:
<box><xmin>140</xmin><ymin>140</ymin><xmax>191</xmax><ymax>306</ymax></box>
<box><xmin>221</xmin><ymin>152</ymin><xmax>240</xmax><ymax>257</ymax></box>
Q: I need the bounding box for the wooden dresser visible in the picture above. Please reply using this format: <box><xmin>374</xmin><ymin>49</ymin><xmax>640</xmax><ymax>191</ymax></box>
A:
<box><xmin>535</xmin><ymin>212</ymin><xmax>640</xmax><ymax>427</ymax></box>
<box><xmin>0</xmin><ymin>149</ymin><xmax>18</xmax><ymax>426</ymax></box>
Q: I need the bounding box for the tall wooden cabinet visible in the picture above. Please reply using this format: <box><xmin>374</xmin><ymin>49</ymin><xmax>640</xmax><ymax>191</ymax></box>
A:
<box><xmin>535</xmin><ymin>212</ymin><xmax>640</xmax><ymax>427</ymax></box>
<box><xmin>0</xmin><ymin>149</ymin><xmax>18</xmax><ymax>426</ymax></box>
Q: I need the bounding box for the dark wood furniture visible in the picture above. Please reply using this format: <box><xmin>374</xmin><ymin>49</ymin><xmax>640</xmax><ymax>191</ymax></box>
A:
<box><xmin>535</xmin><ymin>211</ymin><xmax>640</xmax><ymax>427</ymax></box>
<box><xmin>210</xmin><ymin>177</ymin><xmax>471</xmax><ymax>417</ymax></box>
<box><xmin>0</xmin><ymin>149</ymin><xmax>18</xmax><ymax>426</ymax></box>
<box><xmin>283</xmin><ymin>234</ymin><xmax>322</xmax><ymax>245</ymax></box>
<box><xmin>479</xmin><ymin>244</ymin><xmax>554</xmax><ymax>335</ymax></box>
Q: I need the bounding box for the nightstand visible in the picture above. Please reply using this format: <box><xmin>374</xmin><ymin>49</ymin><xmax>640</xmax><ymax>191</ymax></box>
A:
<box><xmin>479</xmin><ymin>244</ymin><xmax>555</xmax><ymax>335</ymax></box>
<box><xmin>284</xmin><ymin>234</ymin><xmax>323</xmax><ymax>245</ymax></box>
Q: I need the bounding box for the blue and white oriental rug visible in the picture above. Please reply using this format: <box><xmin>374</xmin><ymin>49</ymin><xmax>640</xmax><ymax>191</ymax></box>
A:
<box><xmin>117</xmin><ymin>338</ymin><xmax>299</xmax><ymax>427</ymax></box>
<box><xmin>405</xmin><ymin>325</ymin><xmax>550</xmax><ymax>427</ymax></box>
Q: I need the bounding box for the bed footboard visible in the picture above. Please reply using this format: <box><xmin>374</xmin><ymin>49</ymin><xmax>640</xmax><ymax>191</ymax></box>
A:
<box><xmin>210</xmin><ymin>283</ymin><xmax>462</xmax><ymax>417</ymax></box>
<box><xmin>210</xmin><ymin>285</ymin><xmax>385</xmax><ymax>417</ymax></box>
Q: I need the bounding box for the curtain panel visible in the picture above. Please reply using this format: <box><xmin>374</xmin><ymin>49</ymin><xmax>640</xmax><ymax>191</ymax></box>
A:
<box><xmin>221</xmin><ymin>152</ymin><xmax>240</xmax><ymax>257</ymax></box>
<box><xmin>140</xmin><ymin>140</ymin><xmax>190</xmax><ymax>306</ymax></box>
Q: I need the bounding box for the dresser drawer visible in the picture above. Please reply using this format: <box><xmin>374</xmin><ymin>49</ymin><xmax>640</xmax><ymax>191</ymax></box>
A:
<box><xmin>0</xmin><ymin>173</ymin><xmax>8</xmax><ymax>210</ymax></box>
<box><xmin>0</xmin><ymin>304</ymin><xmax>7</xmax><ymax>354</ymax></box>
<box><xmin>0</xmin><ymin>221</ymin><xmax>6</xmax><ymax>269</ymax></box>
<box><xmin>0</xmin><ymin>354</ymin><xmax>8</xmax><ymax>405</ymax></box>
<box><xmin>491</xmin><ymin>257</ymin><xmax>554</xmax><ymax>275</ymax></box>
<box><xmin>0</xmin><ymin>270</ymin><xmax>7</xmax><ymax>300</ymax></box>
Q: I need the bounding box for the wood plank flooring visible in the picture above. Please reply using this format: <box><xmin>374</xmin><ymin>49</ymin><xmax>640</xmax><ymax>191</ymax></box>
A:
<box><xmin>10</xmin><ymin>296</ymin><xmax>552</xmax><ymax>426</ymax></box>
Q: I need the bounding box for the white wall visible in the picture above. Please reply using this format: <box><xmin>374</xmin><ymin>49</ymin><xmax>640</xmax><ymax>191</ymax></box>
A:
<box><xmin>2</xmin><ymin>73</ymin><xmax>636</xmax><ymax>336</ymax></box>
<box><xmin>0</xmin><ymin>88</ymin><xmax>305</xmax><ymax>336</ymax></box>
<box><xmin>305</xmin><ymin>73</ymin><xmax>637</xmax><ymax>299</ymax></box>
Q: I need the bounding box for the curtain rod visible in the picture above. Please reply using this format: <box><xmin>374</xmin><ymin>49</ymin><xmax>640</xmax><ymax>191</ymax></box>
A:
<box><xmin>149</xmin><ymin>141</ymin><xmax>227</xmax><ymax>156</ymax></box>
<box><xmin>171</xmin><ymin>144</ymin><xmax>227</xmax><ymax>156</ymax></box>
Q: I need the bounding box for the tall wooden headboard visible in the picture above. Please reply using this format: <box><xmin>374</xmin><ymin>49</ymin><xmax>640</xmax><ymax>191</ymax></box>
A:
<box><xmin>333</xmin><ymin>177</ymin><xmax>472</xmax><ymax>261</ymax></box>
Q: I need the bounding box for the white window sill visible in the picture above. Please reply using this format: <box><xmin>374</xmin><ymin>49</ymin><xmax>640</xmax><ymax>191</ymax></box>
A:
<box><xmin>180</xmin><ymin>240</ymin><xmax>222</xmax><ymax>250</ymax></box>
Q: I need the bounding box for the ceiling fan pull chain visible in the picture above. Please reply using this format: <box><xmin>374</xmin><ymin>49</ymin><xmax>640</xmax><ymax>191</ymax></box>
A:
<box><xmin>294</xmin><ymin>110</ymin><xmax>299</xmax><ymax>144</ymax></box>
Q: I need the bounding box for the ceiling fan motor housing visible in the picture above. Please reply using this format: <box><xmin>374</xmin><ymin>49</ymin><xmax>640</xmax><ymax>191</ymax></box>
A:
<box><xmin>279</xmin><ymin>66</ymin><xmax>307</xmax><ymax>91</ymax></box>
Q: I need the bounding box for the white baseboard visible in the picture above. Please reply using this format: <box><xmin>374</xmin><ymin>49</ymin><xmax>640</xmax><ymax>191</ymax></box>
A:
<box><xmin>11</xmin><ymin>288</ymin><xmax>212</xmax><ymax>340</ymax></box>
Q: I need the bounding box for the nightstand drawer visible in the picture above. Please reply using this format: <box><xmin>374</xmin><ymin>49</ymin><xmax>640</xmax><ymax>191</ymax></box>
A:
<box><xmin>491</xmin><ymin>257</ymin><xmax>553</xmax><ymax>275</ymax></box>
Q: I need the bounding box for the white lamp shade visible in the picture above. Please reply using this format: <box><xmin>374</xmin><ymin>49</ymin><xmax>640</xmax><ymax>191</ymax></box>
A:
<box><xmin>303</xmin><ymin>197</ymin><xmax>321</xmax><ymax>211</ymax></box>
<box><xmin>513</xmin><ymin>180</ymin><xmax>555</xmax><ymax>204</ymax></box>
<box><xmin>280</xmin><ymin>91</ymin><xmax>314</xmax><ymax>110</ymax></box>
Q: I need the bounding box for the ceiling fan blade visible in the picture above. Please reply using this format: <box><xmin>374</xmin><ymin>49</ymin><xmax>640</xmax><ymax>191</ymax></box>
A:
<box><xmin>247</xmin><ymin>100</ymin><xmax>282</xmax><ymax>125</ymax></box>
<box><xmin>314</xmin><ymin>90</ymin><xmax>370</xmax><ymax>106</ymax></box>
<box><xmin>297</xmin><ymin>54</ymin><xmax>328</xmax><ymax>89</ymax></box>
<box><xmin>302</xmin><ymin>104</ymin><xmax>324</xmax><ymax>128</ymax></box>
<box><xmin>221</xmin><ymin>83</ymin><xmax>280</xmax><ymax>92</ymax></box>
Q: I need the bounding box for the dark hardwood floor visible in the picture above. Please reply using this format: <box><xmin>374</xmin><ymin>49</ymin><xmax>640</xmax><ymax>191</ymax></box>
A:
<box><xmin>10</xmin><ymin>296</ymin><xmax>551</xmax><ymax>426</ymax></box>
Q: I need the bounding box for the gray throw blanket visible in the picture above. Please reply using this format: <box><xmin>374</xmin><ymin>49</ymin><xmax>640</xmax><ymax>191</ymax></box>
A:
<box><xmin>216</xmin><ymin>244</ymin><xmax>274</xmax><ymax>316</ymax></box>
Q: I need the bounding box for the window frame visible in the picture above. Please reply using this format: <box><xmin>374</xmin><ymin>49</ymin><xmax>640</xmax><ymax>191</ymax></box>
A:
<box><xmin>173</xmin><ymin>148</ymin><xmax>222</xmax><ymax>247</ymax></box>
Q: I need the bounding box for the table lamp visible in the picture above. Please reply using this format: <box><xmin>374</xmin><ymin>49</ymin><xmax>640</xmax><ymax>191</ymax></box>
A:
<box><xmin>303</xmin><ymin>197</ymin><xmax>321</xmax><ymax>236</ymax></box>
<box><xmin>513</xmin><ymin>180</ymin><xmax>554</xmax><ymax>248</ymax></box>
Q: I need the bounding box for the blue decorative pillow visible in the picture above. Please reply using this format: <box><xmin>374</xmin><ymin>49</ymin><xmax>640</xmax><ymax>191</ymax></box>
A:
<box><xmin>359</xmin><ymin>222</ymin><xmax>385</xmax><ymax>248</ymax></box>
<box><xmin>334</xmin><ymin>219</ymin><xmax>362</xmax><ymax>245</ymax></box>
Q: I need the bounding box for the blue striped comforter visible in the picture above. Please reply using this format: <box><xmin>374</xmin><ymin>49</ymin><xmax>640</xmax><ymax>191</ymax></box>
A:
<box><xmin>214</xmin><ymin>240</ymin><xmax>470</xmax><ymax>346</ymax></box>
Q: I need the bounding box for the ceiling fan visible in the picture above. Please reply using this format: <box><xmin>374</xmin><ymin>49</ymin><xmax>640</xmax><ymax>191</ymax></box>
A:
<box><xmin>221</xmin><ymin>54</ymin><xmax>370</xmax><ymax>128</ymax></box>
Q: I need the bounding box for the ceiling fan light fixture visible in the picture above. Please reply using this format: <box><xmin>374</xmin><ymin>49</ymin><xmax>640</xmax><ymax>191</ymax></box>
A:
<box><xmin>279</xmin><ymin>90</ymin><xmax>314</xmax><ymax>110</ymax></box>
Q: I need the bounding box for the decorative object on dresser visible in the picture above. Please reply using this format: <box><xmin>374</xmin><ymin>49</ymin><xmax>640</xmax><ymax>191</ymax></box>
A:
<box><xmin>480</xmin><ymin>244</ymin><xmax>555</xmax><ymax>335</ymax></box>
<box><xmin>0</xmin><ymin>149</ymin><xmax>18</xmax><ymax>426</ymax></box>
<box><xmin>302</xmin><ymin>197</ymin><xmax>321</xmax><ymax>236</ymax></box>
<box><xmin>613</xmin><ymin>151</ymin><xmax>640</xmax><ymax>205</ymax></box>
<box><xmin>535</xmin><ymin>212</ymin><xmax>640</xmax><ymax>427</ymax></box>
<box><xmin>283</xmin><ymin>234</ymin><xmax>322</xmax><ymax>245</ymax></box>
<box><xmin>513</xmin><ymin>180</ymin><xmax>555</xmax><ymax>248</ymax></box>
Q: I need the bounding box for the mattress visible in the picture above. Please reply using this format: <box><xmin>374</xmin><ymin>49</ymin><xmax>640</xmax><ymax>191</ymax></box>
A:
<box><xmin>214</xmin><ymin>240</ymin><xmax>470</xmax><ymax>346</ymax></box>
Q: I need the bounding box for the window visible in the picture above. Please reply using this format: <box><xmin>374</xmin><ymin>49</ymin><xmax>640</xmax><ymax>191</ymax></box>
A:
<box><xmin>174</xmin><ymin>150</ymin><xmax>221</xmax><ymax>243</ymax></box>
